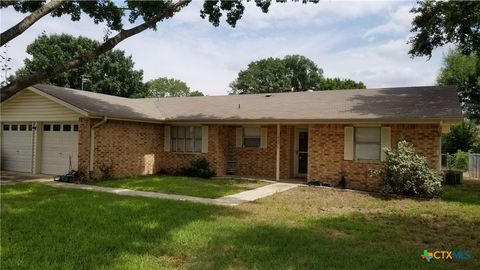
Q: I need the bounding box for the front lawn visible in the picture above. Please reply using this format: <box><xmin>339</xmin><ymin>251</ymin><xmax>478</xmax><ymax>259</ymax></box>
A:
<box><xmin>1</xmin><ymin>181</ymin><xmax>479</xmax><ymax>269</ymax></box>
<box><xmin>91</xmin><ymin>175</ymin><xmax>266</xmax><ymax>198</ymax></box>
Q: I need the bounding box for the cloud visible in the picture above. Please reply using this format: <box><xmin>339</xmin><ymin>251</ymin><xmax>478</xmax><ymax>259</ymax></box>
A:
<box><xmin>363</xmin><ymin>4</ymin><xmax>415</xmax><ymax>40</ymax></box>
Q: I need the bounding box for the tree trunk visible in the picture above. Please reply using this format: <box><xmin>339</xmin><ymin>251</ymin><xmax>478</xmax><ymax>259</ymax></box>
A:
<box><xmin>1</xmin><ymin>0</ymin><xmax>190</xmax><ymax>100</ymax></box>
<box><xmin>1</xmin><ymin>0</ymin><xmax>66</xmax><ymax>46</ymax></box>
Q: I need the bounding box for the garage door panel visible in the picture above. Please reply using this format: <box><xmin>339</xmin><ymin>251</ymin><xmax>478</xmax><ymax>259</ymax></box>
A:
<box><xmin>41</xmin><ymin>123</ymin><xmax>78</xmax><ymax>175</ymax></box>
<box><xmin>1</xmin><ymin>125</ymin><xmax>33</xmax><ymax>172</ymax></box>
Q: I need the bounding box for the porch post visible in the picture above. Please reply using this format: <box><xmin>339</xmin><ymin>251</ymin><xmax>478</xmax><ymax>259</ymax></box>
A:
<box><xmin>276</xmin><ymin>123</ymin><xmax>280</xmax><ymax>181</ymax></box>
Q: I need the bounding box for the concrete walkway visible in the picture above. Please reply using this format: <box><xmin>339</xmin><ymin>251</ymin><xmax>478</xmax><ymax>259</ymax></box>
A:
<box><xmin>43</xmin><ymin>181</ymin><xmax>299</xmax><ymax>206</ymax></box>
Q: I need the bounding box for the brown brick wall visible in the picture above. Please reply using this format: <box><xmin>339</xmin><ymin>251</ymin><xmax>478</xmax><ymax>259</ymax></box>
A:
<box><xmin>307</xmin><ymin>124</ymin><xmax>440</xmax><ymax>191</ymax></box>
<box><xmin>233</xmin><ymin>125</ymin><xmax>292</xmax><ymax>179</ymax></box>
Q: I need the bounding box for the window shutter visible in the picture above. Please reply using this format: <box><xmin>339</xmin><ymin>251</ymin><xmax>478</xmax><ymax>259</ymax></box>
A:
<box><xmin>380</xmin><ymin>127</ymin><xmax>391</xmax><ymax>161</ymax></box>
<box><xmin>260</xmin><ymin>128</ymin><xmax>268</xmax><ymax>149</ymax></box>
<box><xmin>201</xmin><ymin>126</ymin><xmax>209</xmax><ymax>153</ymax></box>
<box><xmin>164</xmin><ymin>126</ymin><xmax>171</xmax><ymax>152</ymax></box>
<box><xmin>236</xmin><ymin>128</ymin><xmax>243</xmax><ymax>147</ymax></box>
<box><xmin>344</xmin><ymin>126</ymin><xmax>354</xmax><ymax>160</ymax></box>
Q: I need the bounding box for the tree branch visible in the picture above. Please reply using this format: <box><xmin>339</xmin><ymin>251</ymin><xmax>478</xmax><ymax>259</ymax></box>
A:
<box><xmin>1</xmin><ymin>0</ymin><xmax>66</xmax><ymax>46</ymax></box>
<box><xmin>1</xmin><ymin>0</ymin><xmax>190</xmax><ymax>100</ymax></box>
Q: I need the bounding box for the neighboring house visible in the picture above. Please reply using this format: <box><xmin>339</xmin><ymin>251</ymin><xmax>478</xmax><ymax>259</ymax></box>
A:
<box><xmin>0</xmin><ymin>84</ymin><xmax>462</xmax><ymax>191</ymax></box>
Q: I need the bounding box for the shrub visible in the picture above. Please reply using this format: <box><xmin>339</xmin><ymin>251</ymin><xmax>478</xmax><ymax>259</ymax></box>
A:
<box><xmin>185</xmin><ymin>157</ymin><xmax>216</xmax><ymax>179</ymax></box>
<box><xmin>370</xmin><ymin>140</ymin><xmax>442</xmax><ymax>198</ymax></box>
<box><xmin>448</xmin><ymin>150</ymin><xmax>469</xmax><ymax>171</ymax></box>
<box><xmin>99</xmin><ymin>163</ymin><xmax>114</xmax><ymax>180</ymax></box>
<box><xmin>442</xmin><ymin>119</ymin><xmax>479</xmax><ymax>154</ymax></box>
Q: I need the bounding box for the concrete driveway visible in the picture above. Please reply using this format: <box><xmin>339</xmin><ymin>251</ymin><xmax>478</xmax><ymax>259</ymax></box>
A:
<box><xmin>0</xmin><ymin>171</ymin><xmax>54</xmax><ymax>185</ymax></box>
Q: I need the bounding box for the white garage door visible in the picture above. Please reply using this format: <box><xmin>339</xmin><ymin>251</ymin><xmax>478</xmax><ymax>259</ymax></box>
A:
<box><xmin>1</xmin><ymin>123</ymin><xmax>33</xmax><ymax>172</ymax></box>
<box><xmin>41</xmin><ymin>123</ymin><xmax>79</xmax><ymax>175</ymax></box>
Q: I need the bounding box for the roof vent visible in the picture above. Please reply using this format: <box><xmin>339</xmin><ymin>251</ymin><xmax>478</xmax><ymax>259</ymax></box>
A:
<box><xmin>265</xmin><ymin>94</ymin><xmax>273</xmax><ymax>97</ymax></box>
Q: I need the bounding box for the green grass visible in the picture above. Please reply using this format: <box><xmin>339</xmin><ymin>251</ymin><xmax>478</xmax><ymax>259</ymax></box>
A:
<box><xmin>442</xmin><ymin>180</ymin><xmax>480</xmax><ymax>206</ymax></box>
<box><xmin>91</xmin><ymin>175</ymin><xmax>266</xmax><ymax>198</ymax></box>
<box><xmin>1</xmin><ymin>181</ymin><xmax>479</xmax><ymax>269</ymax></box>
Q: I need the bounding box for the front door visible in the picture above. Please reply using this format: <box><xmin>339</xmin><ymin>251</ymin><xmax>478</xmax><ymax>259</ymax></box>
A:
<box><xmin>296</xmin><ymin>129</ymin><xmax>308</xmax><ymax>177</ymax></box>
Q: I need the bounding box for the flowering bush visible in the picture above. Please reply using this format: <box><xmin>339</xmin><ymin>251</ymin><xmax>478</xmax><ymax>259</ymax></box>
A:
<box><xmin>370</xmin><ymin>140</ymin><xmax>442</xmax><ymax>198</ymax></box>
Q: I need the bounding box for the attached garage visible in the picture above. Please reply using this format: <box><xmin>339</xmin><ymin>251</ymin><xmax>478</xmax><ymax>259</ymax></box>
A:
<box><xmin>1</xmin><ymin>87</ymin><xmax>85</xmax><ymax>175</ymax></box>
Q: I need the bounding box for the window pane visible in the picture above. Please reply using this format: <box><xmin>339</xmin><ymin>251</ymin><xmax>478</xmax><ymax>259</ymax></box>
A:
<box><xmin>11</xmin><ymin>125</ymin><xmax>18</xmax><ymax>131</ymax></box>
<box><xmin>171</xmin><ymin>127</ymin><xmax>177</xmax><ymax>139</ymax></box>
<box><xmin>194</xmin><ymin>127</ymin><xmax>202</xmax><ymax>138</ymax></box>
<box><xmin>43</xmin><ymin>124</ymin><xmax>51</xmax><ymax>131</ymax></box>
<box><xmin>3</xmin><ymin>125</ymin><xmax>9</xmax><ymax>131</ymax></box>
<box><xmin>73</xmin><ymin>125</ymin><xmax>79</xmax><ymax>131</ymax></box>
<box><xmin>185</xmin><ymin>139</ymin><xmax>193</xmax><ymax>152</ymax></box>
<box><xmin>355</xmin><ymin>127</ymin><xmax>380</xmax><ymax>143</ymax></box>
<box><xmin>53</xmin><ymin>124</ymin><xmax>61</xmax><ymax>131</ymax></box>
<box><xmin>171</xmin><ymin>138</ymin><xmax>177</xmax><ymax>152</ymax></box>
<box><xmin>244</xmin><ymin>127</ymin><xmax>261</xmax><ymax>137</ymax></box>
<box><xmin>355</xmin><ymin>144</ymin><xmax>380</xmax><ymax>160</ymax></box>
<box><xmin>244</xmin><ymin>138</ymin><xmax>261</xmax><ymax>148</ymax></box>
<box><xmin>194</xmin><ymin>139</ymin><xmax>202</xmax><ymax>152</ymax></box>
<box><xmin>28</xmin><ymin>125</ymin><xmax>33</xmax><ymax>131</ymax></box>
<box><xmin>186</xmin><ymin>127</ymin><xmax>194</xmax><ymax>139</ymax></box>
<box><xmin>177</xmin><ymin>139</ymin><xmax>185</xmax><ymax>152</ymax></box>
<box><xmin>63</xmin><ymin>124</ymin><xmax>71</xmax><ymax>131</ymax></box>
<box><xmin>177</xmin><ymin>127</ymin><xmax>185</xmax><ymax>139</ymax></box>
<box><xmin>19</xmin><ymin>124</ymin><xmax>27</xmax><ymax>131</ymax></box>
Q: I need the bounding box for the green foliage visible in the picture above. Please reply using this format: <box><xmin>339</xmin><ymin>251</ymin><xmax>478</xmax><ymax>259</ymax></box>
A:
<box><xmin>230</xmin><ymin>55</ymin><xmax>365</xmax><ymax>94</ymax></box>
<box><xmin>15</xmin><ymin>33</ymin><xmax>145</xmax><ymax>97</ymax></box>
<box><xmin>185</xmin><ymin>158</ymin><xmax>216</xmax><ymax>179</ymax></box>
<box><xmin>437</xmin><ymin>50</ymin><xmax>480</xmax><ymax>121</ymax></box>
<box><xmin>442</xmin><ymin>119</ymin><xmax>480</xmax><ymax>154</ymax></box>
<box><xmin>409</xmin><ymin>1</ymin><xmax>480</xmax><ymax>58</ymax></box>
<box><xmin>448</xmin><ymin>150</ymin><xmax>469</xmax><ymax>172</ymax></box>
<box><xmin>370</xmin><ymin>141</ymin><xmax>442</xmax><ymax>198</ymax></box>
<box><xmin>318</xmin><ymin>78</ymin><xmax>366</xmax><ymax>90</ymax></box>
<box><xmin>98</xmin><ymin>163</ymin><xmax>113</xmax><ymax>180</ymax></box>
<box><xmin>189</xmin><ymin>90</ymin><xmax>205</xmax><ymax>97</ymax></box>
<box><xmin>143</xmin><ymin>77</ymin><xmax>192</xmax><ymax>97</ymax></box>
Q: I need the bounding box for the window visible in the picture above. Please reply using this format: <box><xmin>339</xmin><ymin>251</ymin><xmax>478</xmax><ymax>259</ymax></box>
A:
<box><xmin>355</xmin><ymin>127</ymin><xmax>381</xmax><ymax>160</ymax></box>
<box><xmin>3</xmin><ymin>125</ymin><xmax>9</xmax><ymax>131</ymax></box>
<box><xmin>73</xmin><ymin>125</ymin><xmax>79</xmax><ymax>131</ymax></box>
<box><xmin>53</xmin><ymin>124</ymin><xmax>61</xmax><ymax>131</ymax></box>
<box><xmin>11</xmin><ymin>124</ymin><xmax>18</xmax><ymax>131</ymax></box>
<box><xmin>19</xmin><ymin>124</ymin><xmax>27</xmax><ymax>131</ymax></box>
<box><xmin>44</xmin><ymin>124</ymin><xmax>51</xmax><ymax>131</ymax></box>
<box><xmin>63</xmin><ymin>124</ymin><xmax>71</xmax><ymax>131</ymax></box>
<box><xmin>28</xmin><ymin>125</ymin><xmax>33</xmax><ymax>131</ymax></box>
<box><xmin>171</xmin><ymin>126</ymin><xmax>202</xmax><ymax>153</ymax></box>
<box><xmin>243</xmin><ymin>127</ymin><xmax>261</xmax><ymax>148</ymax></box>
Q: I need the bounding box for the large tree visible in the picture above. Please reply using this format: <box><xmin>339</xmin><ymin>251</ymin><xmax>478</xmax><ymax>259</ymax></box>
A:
<box><xmin>1</xmin><ymin>0</ymin><xmax>319</xmax><ymax>100</ymax></box>
<box><xmin>437</xmin><ymin>50</ymin><xmax>480</xmax><ymax>121</ymax></box>
<box><xmin>15</xmin><ymin>33</ymin><xmax>144</xmax><ymax>98</ymax></box>
<box><xmin>144</xmin><ymin>77</ymin><xmax>202</xmax><ymax>97</ymax></box>
<box><xmin>409</xmin><ymin>0</ymin><xmax>480</xmax><ymax>58</ymax></box>
<box><xmin>230</xmin><ymin>55</ymin><xmax>365</xmax><ymax>94</ymax></box>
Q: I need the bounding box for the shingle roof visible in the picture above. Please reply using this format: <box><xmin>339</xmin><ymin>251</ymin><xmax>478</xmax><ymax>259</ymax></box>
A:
<box><xmin>30</xmin><ymin>84</ymin><xmax>462</xmax><ymax>122</ymax></box>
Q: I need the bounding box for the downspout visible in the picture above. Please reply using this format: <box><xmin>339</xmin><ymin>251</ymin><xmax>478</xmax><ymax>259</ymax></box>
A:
<box><xmin>276</xmin><ymin>123</ymin><xmax>280</xmax><ymax>181</ymax></box>
<box><xmin>89</xmin><ymin>116</ymin><xmax>108</xmax><ymax>178</ymax></box>
<box><xmin>439</xmin><ymin>120</ymin><xmax>443</xmax><ymax>170</ymax></box>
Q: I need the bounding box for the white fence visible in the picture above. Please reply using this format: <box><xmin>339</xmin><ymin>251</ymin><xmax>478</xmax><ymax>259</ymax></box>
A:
<box><xmin>469</xmin><ymin>153</ymin><xmax>480</xmax><ymax>179</ymax></box>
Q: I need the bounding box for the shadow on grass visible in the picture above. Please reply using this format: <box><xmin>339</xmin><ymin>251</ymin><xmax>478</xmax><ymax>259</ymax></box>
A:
<box><xmin>441</xmin><ymin>180</ymin><xmax>480</xmax><ymax>206</ymax></box>
<box><xmin>188</xmin><ymin>212</ymin><xmax>479</xmax><ymax>270</ymax></box>
<box><xmin>1</xmin><ymin>183</ymin><xmax>244</xmax><ymax>269</ymax></box>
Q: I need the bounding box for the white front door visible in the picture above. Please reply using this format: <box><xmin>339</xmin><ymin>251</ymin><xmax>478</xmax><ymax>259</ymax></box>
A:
<box><xmin>1</xmin><ymin>123</ymin><xmax>34</xmax><ymax>172</ymax></box>
<box><xmin>41</xmin><ymin>123</ymin><xmax>79</xmax><ymax>175</ymax></box>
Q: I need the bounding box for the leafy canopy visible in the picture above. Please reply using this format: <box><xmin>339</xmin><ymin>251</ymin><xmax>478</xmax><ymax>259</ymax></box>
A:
<box><xmin>442</xmin><ymin>119</ymin><xmax>480</xmax><ymax>154</ymax></box>
<box><xmin>230</xmin><ymin>55</ymin><xmax>365</xmax><ymax>94</ymax></box>
<box><xmin>409</xmin><ymin>0</ymin><xmax>480</xmax><ymax>58</ymax></box>
<box><xmin>144</xmin><ymin>77</ymin><xmax>204</xmax><ymax>97</ymax></box>
<box><xmin>437</xmin><ymin>50</ymin><xmax>480</xmax><ymax>121</ymax></box>
<box><xmin>15</xmin><ymin>33</ymin><xmax>144</xmax><ymax>98</ymax></box>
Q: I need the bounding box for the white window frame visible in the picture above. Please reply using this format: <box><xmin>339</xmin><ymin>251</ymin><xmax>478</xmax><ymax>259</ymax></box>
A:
<box><xmin>243</xmin><ymin>127</ymin><xmax>261</xmax><ymax>148</ymax></box>
<box><xmin>171</xmin><ymin>126</ymin><xmax>203</xmax><ymax>153</ymax></box>
<box><xmin>354</xmin><ymin>127</ymin><xmax>381</xmax><ymax>161</ymax></box>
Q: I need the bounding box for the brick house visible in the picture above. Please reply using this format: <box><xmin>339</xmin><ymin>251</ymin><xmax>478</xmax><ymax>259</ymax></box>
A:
<box><xmin>1</xmin><ymin>84</ymin><xmax>462</xmax><ymax>191</ymax></box>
